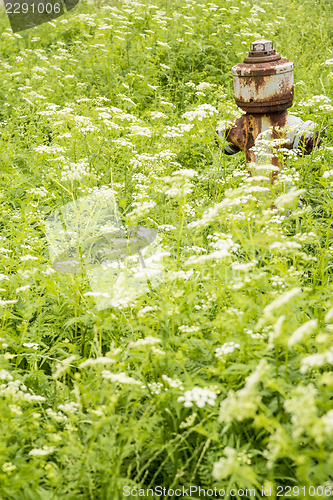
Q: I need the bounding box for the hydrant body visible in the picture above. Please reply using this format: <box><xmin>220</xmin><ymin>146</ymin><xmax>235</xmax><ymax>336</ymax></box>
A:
<box><xmin>217</xmin><ymin>39</ymin><xmax>321</xmax><ymax>176</ymax></box>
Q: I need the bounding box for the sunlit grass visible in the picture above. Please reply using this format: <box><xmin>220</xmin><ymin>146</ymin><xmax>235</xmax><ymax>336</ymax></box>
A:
<box><xmin>0</xmin><ymin>0</ymin><xmax>332</xmax><ymax>497</ymax></box>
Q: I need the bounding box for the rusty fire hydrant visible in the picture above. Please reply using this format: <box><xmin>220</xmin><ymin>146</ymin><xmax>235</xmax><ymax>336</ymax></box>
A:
<box><xmin>216</xmin><ymin>39</ymin><xmax>321</xmax><ymax>180</ymax></box>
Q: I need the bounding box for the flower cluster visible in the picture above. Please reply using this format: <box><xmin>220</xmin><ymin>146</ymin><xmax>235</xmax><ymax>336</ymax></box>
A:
<box><xmin>177</xmin><ymin>387</ymin><xmax>217</xmax><ymax>408</ymax></box>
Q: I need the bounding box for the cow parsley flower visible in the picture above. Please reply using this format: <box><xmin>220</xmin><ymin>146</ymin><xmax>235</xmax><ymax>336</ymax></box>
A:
<box><xmin>162</xmin><ymin>375</ymin><xmax>184</xmax><ymax>390</ymax></box>
<box><xmin>128</xmin><ymin>336</ymin><xmax>161</xmax><ymax>347</ymax></box>
<box><xmin>288</xmin><ymin>319</ymin><xmax>317</xmax><ymax>346</ymax></box>
<box><xmin>0</xmin><ymin>369</ymin><xmax>13</xmax><ymax>381</ymax></box>
<box><xmin>2</xmin><ymin>462</ymin><xmax>16</xmax><ymax>473</ymax></box>
<box><xmin>58</xmin><ymin>402</ymin><xmax>80</xmax><ymax>414</ymax></box>
<box><xmin>178</xmin><ymin>387</ymin><xmax>217</xmax><ymax>408</ymax></box>
<box><xmin>79</xmin><ymin>357</ymin><xmax>116</xmax><ymax>368</ymax></box>
<box><xmin>29</xmin><ymin>446</ymin><xmax>55</xmax><ymax>457</ymax></box>
<box><xmin>20</xmin><ymin>255</ymin><xmax>38</xmax><ymax>261</ymax></box>
<box><xmin>101</xmin><ymin>371</ymin><xmax>141</xmax><ymax>385</ymax></box>
<box><xmin>182</xmin><ymin>103</ymin><xmax>218</xmax><ymax>121</ymax></box>
<box><xmin>215</xmin><ymin>342</ymin><xmax>240</xmax><ymax>358</ymax></box>
<box><xmin>23</xmin><ymin>343</ymin><xmax>39</xmax><ymax>350</ymax></box>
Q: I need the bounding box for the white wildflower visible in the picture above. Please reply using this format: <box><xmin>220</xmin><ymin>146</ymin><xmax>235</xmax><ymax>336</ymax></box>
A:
<box><xmin>178</xmin><ymin>387</ymin><xmax>217</xmax><ymax>408</ymax></box>
<box><xmin>60</xmin><ymin>158</ymin><xmax>92</xmax><ymax>182</ymax></box>
<box><xmin>58</xmin><ymin>402</ymin><xmax>80</xmax><ymax>414</ymax></box>
<box><xmin>215</xmin><ymin>342</ymin><xmax>240</xmax><ymax>358</ymax></box>
<box><xmin>288</xmin><ymin>319</ymin><xmax>317</xmax><ymax>346</ymax></box>
<box><xmin>28</xmin><ymin>186</ymin><xmax>48</xmax><ymax>197</ymax></box>
<box><xmin>0</xmin><ymin>369</ymin><xmax>13</xmax><ymax>381</ymax></box>
<box><xmin>300</xmin><ymin>349</ymin><xmax>333</xmax><ymax>373</ymax></box>
<box><xmin>151</xmin><ymin>346</ymin><xmax>166</xmax><ymax>356</ymax></box>
<box><xmin>2</xmin><ymin>462</ymin><xmax>16</xmax><ymax>473</ymax></box>
<box><xmin>162</xmin><ymin>375</ymin><xmax>184</xmax><ymax>390</ymax></box>
<box><xmin>29</xmin><ymin>446</ymin><xmax>55</xmax><ymax>457</ymax></box>
<box><xmin>79</xmin><ymin>357</ymin><xmax>116</xmax><ymax>368</ymax></box>
<box><xmin>196</xmin><ymin>82</ymin><xmax>215</xmax><ymax>91</ymax></box>
<box><xmin>19</xmin><ymin>255</ymin><xmax>38</xmax><ymax>261</ymax></box>
<box><xmin>145</xmin><ymin>382</ymin><xmax>163</xmax><ymax>394</ymax></box>
<box><xmin>46</xmin><ymin>408</ymin><xmax>68</xmax><ymax>422</ymax></box>
<box><xmin>284</xmin><ymin>385</ymin><xmax>318</xmax><ymax>439</ymax></box>
<box><xmin>325</xmin><ymin>308</ymin><xmax>333</xmax><ymax>323</ymax></box>
<box><xmin>16</xmin><ymin>285</ymin><xmax>30</xmax><ymax>293</ymax></box>
<box><xmin>130</xmin><ymin>125</ymin><xmax>152</xmax><ymax>137</ymax></box>
<box><xmin>170</xmin><ymin>269</ymin><xmax>194</xmax><ymax>280</ymax></box>
<box><xmin>22</xmin><ymin>343</ymin><xmax>39</xmax><ymax>350</ymax></box>
<box><xmin>178</xmin><ymin>325</ymin><xmax>200</xmax><ymax>333</ymax></box>
<box><xmin>23</xmin><ymin>393</ymin><xmax>46</xmax><ymax>402</ymax></box>
<box><xmin>231</xmin><ymin>261</ymin><xmax>257</xmax><ymax>272</ymax></box>
<box><xmin>0</xmin><ymin>299</ymin><xmax>18</xmax><ymax>306</ymax></box>
<box><xmin>262</xmin><ymin>288</ymin><xmax>302</xmax><ymax>321</ymax></box>
<box><xmin>34</xmin><ymin>145</ymin><xmax>66</xmax><ymax>154</ymax></box>
<box><xmin>275</xmin><ymin>187</ymin><xmax>305</xmax><ymax>209</ymax></box>
<box><xmin>150</xmin><ymin>111</ymin><xmax>168</xmax><ymax>119</ymax></box>
<box><xmin>323</xmin><ymin>170</ymin><xmax>333</xmax><ymax>179</ymax></box>
<box><xmin>182</xmin><ymin>103</ymin><xmax>218</xmax><ymax>121</ymax></box>
<box><xmin>101</xmin><ymin>371</ymin><xmax>141</xmax><ymax>385</ymax></box>
<box><xmin>322</xmin><ymin>410</ymin><xmax>333</xmax><ymax>434</ymax></box>
<box><xmin>53</xmin><ymin>355</ymin><xmax>76</xmax><ymax>379</ymax></box>
<box><xmin>128</xmin><ymin>336</ymin><xmax>161</xmax><ymax>347</ymax></box>
<box><xmin>219</xmin><ymin>360</ymin><xmax>269</xmax><ymax>423</ymax></box>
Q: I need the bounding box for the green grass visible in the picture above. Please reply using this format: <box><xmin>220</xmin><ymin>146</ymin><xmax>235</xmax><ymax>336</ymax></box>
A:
<box><xmin>0</xmin><ymin>0</ymin><xmax>332</xmax><ymax>498</ymax></box>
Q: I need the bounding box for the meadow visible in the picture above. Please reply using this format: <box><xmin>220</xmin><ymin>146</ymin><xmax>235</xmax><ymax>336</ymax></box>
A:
<box><xmin>0</xmin><ymin>0</ymin><xmax>332</xmax><ymax>498</ymax></box>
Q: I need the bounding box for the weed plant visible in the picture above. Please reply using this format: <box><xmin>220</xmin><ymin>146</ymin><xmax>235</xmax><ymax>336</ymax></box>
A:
<box><xmin>0</xmin><ymin>0</ymin><xmax>332</xmax><ymax>498</ymax></box>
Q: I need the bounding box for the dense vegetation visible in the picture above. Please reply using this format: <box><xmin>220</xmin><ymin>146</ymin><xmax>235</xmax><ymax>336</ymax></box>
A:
<box><xmin>0</xmin><ymin>0</ymin><xmax>332</xmax><ymax>498</ymax></box>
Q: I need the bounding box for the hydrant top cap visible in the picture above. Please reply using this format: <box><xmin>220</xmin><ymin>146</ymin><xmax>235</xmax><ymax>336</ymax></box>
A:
<box><xmin>251</xmin><ymin>39</ymin><xmax>273</xmax><ymax>52</ymax></box>
<box><xmin>243</xmin><ymin>39</ymin><xmax>282</xmax><ymax>64</ymax></box>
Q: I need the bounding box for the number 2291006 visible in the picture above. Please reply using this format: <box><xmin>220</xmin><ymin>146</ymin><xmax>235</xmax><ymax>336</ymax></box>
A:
<box><xmin>277</xmin><ymin>485</ymin><xmax>332</xmax><ymax>497</ymax></box>
<box><xmin>5</xmin><ymin>3</ymin><xmax>62</xmax><ymax>14</ymax></box>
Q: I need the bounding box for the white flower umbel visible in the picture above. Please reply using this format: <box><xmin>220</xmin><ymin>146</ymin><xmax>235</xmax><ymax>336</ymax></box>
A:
<box><xmin>177</xmin><ymin>387</ymin><xmax>217</xmax><ymax>408</ymax></box>
<box><xmin>185</xmin><ymin>234</ymin><xmax>239</xmax><ymax>266</ymax></box>
<box><xmin>163</xmin><ymin>168</ymin><xmax>197</xmax><ymax>200</ymax></box>
<box><xmin>322</xmin><ymin>410</ymin><xmax>333</xmax><ymax>435</ymax></box>
<box><xmin>182</xmin><ymin>104</ymin><xmax>218</xmax><ymax>121</ymax></box>
<box><xmin>0</xmin><ymin>369</ymin><xmax>13</xmax><ymax>381</ymax></box>
<box><xmin>300</xmin><ymin>348</ymin><xmax>333</xmax><ymax>373</ymax></box>
<box><xmin>212</xmin><ymin>447</ymin><xmax>252</xmax><ymax>481</ymax></box>
<box><xmin>79</xmin><ymin>357</ymin><xmax>116</xmax><ymax>369</ymax></box>
<box><xmin>128</xmin><ymin>336</ymin><xmax>162</xmax><ymax>347</ymax></box>
<box><xmin>284</xmin><ymin>384</ymin><xmax>318</xmax><ymax>439</ymax></box>
<box><xmin>58</xmin><ymin>402</ymin><xmax>80</xmax><ymax>414</ymax></box>
<box><xmin>219</xmin><ymin>360</ymin><xmax>269</xmax><ymax>423</ymax></box>
<box><xmin>261</xmin><ymin>287</ymin><xmax>302</xmax><ymax>323</ymax></box>
<box><xmin>29</xmin><ymin>446</ymin><xmax>55</xmax><ymax>457</ymax></box>
<box><xmin>53</xmin><ymin>355</ymin><xmax>77</xmax><ymax>380</ymax></box>
<box><xmin>288</xmin><ymin>319</ymin><xmax>317</xmax><ymax>346</ymax></box>
<box><xmin>275</xmin><ymin>187</ymin><xmax>306</xmax><ymax>209</ymax></box>
<box><xmin>101</xmin><ymin>371</ymin><xmax>141</xmax><ymax>385</ymax></box>
<box><xmin>22</xmin><ymin>342</ymin><xmax>39</xmax><ymax>350</ymax></box>
<box><xmin>215</xmin><ymin>342</ymin><xmax>240</xmax><ymax>358</ymax></box>
<box><xmin>60</xmin><ymin>159</ymin><xmax>92</xmax><ymax>182</ymax></box>
<box><xmin>162</xmin><ymin>375</ymin><xmax>184</xmax><ymax>390</ymax></box>
<box><xmin>2</xmin><ymin>462</ymin><xmax>16</xmax><ymax>473</ymax></box>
